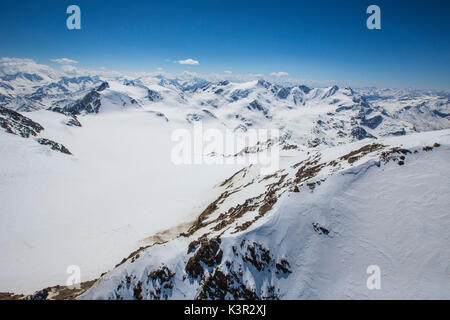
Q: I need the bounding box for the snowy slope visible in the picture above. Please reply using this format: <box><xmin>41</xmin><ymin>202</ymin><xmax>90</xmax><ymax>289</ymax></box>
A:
<box><xmin>0</xmin><ymin>62</ymin><xmax>449</xmax><ymax>298</ymax></box>
<box><xmin>80</xmin><ymin>130</ymin><xmax>450</xmax><ymax>300</ymax></box>
<box><xmin>0</xmin><ymin>107</ymin><xmax>244</xmax><ymax>294</ymax></box>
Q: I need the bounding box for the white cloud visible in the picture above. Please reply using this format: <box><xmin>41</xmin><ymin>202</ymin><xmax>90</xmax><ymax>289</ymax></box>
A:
<box><xmin>60</xmin><ymin>65</ymin><xmax>78</xmax><ymax>75</ymax></box>
<box><xmin>0</xmin><ymin>57</ymin><xmax>56</xmax><ymax>77</ymax></box>
<box><xmin>182</xmin><ymin>71</ymin><xmax>199</xmax><ymax>77</ymax></box>
<box><xmin>270</xmin><ymin>71</ymin><xmax>289</xmax><ymax>77</ymax></box>
<box><xmin>177</xmin><ymin>58</ymin><xmax>199</xmax><ymax>65</ymax></box>
<box><xmin>51</xmin><ymin>58</ymin><xmax>78</xmax><ymax>65</ymax></box>
<box><xmin>224</xmin><ymin>70</ymin><xmax>232</xmax><ymax>74</ymax></box>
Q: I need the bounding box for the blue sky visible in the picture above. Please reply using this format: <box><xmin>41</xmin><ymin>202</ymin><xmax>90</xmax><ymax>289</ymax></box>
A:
<box><xmin>0</xmin><ymin>0</ymin><xmax>449</xmax><ymax>89</ymax></box>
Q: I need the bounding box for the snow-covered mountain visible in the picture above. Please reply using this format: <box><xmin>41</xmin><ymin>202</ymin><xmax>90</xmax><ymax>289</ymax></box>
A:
<box><xmin>0</xmin><ymin>60</ymin><xmax>449</xmax><ymax>299</ymax></box>
<box><xmin>2</xmin><ymin>69</ymin><xmax>449</xmax><ymax>148</ymax></box>
<box><xmin>81</xmin><ymin>131</ymin><xmax>450</xmax><ymax>300</ymax></box>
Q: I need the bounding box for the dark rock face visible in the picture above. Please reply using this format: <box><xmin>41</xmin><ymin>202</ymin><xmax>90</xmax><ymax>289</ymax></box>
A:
<box><xmin>433</xmin><ymin>110</ymin><xmax>450</xmax><ymax>119</ymax></box>
<box><xmin>390</xmin><ymin>128</ymin><xmax>406</xmax><ymax>136</ymax></box>
<box><xmin>336</xmin><ymin>105</ymin><xmax>354</xmax><ymax>113</ymax></box>
<box><xmin>1</xmin><ymin>107</ymin><xmax>72</xmax><ymax>155</ymax></box>
<box><xmin>257</xmin><ymin>79</ymin><xmax>272</xmax><ymax>89</ymax></box>
<box><xmin>95</xmin><ymin>233</ymin><xmax>291</xmax><ymax>299</ymax></box>
<box><xmin>185</xmin><ymin>238</ymin><xmax>223</xmax><ymax>278</ymax></box>
<box><xmin>0</xmin><ymin>117</ymin><xmax>36</xmax><ymax>138</ymax></box>
<box><xmin>147</xmin><ymin>89</ymin><xmax>163</xmax><ymax>102</ymax></box>
<box><xmin>276</xmin><ymin>259</ymin><xmax>292</xmax><ymax>274</ymax></box>
<box><xmin>66</xmin><ymin>117</ymin><xmax>82</xmax><ymax>127</ymax></box>
<box><xmin>0</xmin><ymin>93</ymin><xmax>10</xmax><ymax>104</ymax></box>
<box><xmin>29</xmin><ymin>85</ymin><xmax>69</xmax><ymax>101</ymax></box>
<box><xmin>323</xmin><ymin>85</ymin><xmax>339</xmax><ymax>99</ymax></box>
<box><xmin>0</xmin><ymin>82</ymin><xmax>15</xmax><ymax>91</ymax></box>
<box><xmin>63</xmin><ymin>82</ymin><xmax>109</xmax><ymax>115</ymax></box>
<box><xmin>312</xmin><ymin>222</ymin><xmax>330</xmax><ymax>235</ymax></box>
<box><xmin>0</xmin><ymin>106</ymin><xmax>44</xmax><ymax>137</ymax></box>
<box><xmin>146</xmin><ymin>266</ymin><xmax>175</xmax><ymax>300</ymax></box>
<box><xmin>352</xmin><ymin>96</ymin><xmax>371</xmax><ymax>109</ymax></box>
<box><xmin>247</xmin><ymin>100</ymin><xmax>269</xmax><ymax>116</ymax></box>
<box><xmin>242</xmin><ymin>242</ymin><xmax>273</xmax><ymax>272</ymax></box>
<box><xmin>351</xmin><ymin>126</ymin><xmax>376</xmax><ymax>140</ymax></box>
<box><xmin>25</xmin><ymin>289</ymin><xmax>49</xmax><ymax>300</ymax></box>
<box><xmin>298</xmin><ymin>85</ymin><xmax>311</xmax><ymax>94</ymax></box>
<box><xmin>49</xmin><ymin>107</ymin><xmax>82</xmax><ymax>127</ymax></box>
<box><xmin>186</xmin><ymin>113</ymin><xmax>203</xmax><ymax>123</ymax></box>
<box><xmin>202</xmin><ymin>109</ymin><xmax>217</xmax><ymax>119</ymax></box>
<box><xmin>147</xmin><ymin>110</ymin><xmax>169</xmax><ymax>122</ymax></box>
<box><xmin>361</xmin><ymin>115</ymin><xmax>383</xmax><ymax>129</ymax></box>
<box><xmin>196</xmin><ymin>240</ymin><xmax>289</xmax><ymax>300</ymax></box>
<box><xmin>230</xmin><ymin>89</ymin><xmax>250</xmax><ymax>101</ymax></box>
<box><xmin>234</xmin><ymin>124</ymin><xmax>248</xmax><ymax>132</ymax></box>
<box><xmin>96</xmin><ymin>82</ymin><xmax>109</xmax><ymax>92</ymax></box>
<box><xmin>64</xmin><ymin>91</ymin><xmax>101</xmax><ymax>115</ymax></box>
<box><xmin>59</xmin><ymin>76</ymin><xmax>100</xmax><ymax>86</ymax></box>
<box><xmin>196</xmin><ymin>268</ymin><xmax>259</xmax><ymax>300</ymax></box>
<box><xmin>277</xmin><ymin>87</ymin><xmax>291</xmax><ymax>99</ymax></box>
<box><xmin>37</xmin><ymin>138</ymin><xmax>72</xmax><ymax>155</ymax></box>
<box><xmin>28</xmin><ymin>77</ymin><xmax>101</xmax><ymax>102</ymax></box>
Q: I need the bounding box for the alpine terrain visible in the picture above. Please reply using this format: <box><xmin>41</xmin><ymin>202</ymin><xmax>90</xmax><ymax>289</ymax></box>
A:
<box><xmin>0</xmin><ymin>58</ymin><xmax>449</xmax><ymax>300</ymax></box>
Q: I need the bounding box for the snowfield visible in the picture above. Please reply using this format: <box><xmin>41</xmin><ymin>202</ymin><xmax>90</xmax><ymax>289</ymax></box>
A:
<box><xmin>0</xmin><ymin>109</ymin><xmax>243</xmax><ymax>293</ymax></box>
<box><xmin>80</xmin><ymin>130</ymin><xmax>450</xmax><ymax>300</ymax></box>
<box><xmin>0</xmin><ymin>63</ymin><xmax>449</xmax><ymax>299</ymax></box>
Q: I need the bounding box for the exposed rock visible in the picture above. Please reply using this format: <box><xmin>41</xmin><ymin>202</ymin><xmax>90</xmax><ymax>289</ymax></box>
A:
<box><xmin>0</xmin><ymin>106</ymin><xmax>44</xmax><ymax>137</ymax></box>
<box><xmin>64</xmin><ymin>90</ymin><xmax>101</xmax><ymax>115</ymax></box>
<box><xmin>0</xmin><ymin>107</ymin><xmax>44</xmax><ymax>138</ymax></box>
<box><xmin>277</xmin><ymin>87</ymin><xmax>291</xmax><ymax>99</ymax></box>
<box><xmin>276</xmin><ymin>259</ymin><xmax>292</xmax><ymax>274</ymax></box>
<box><xmin>390</xmin><ymin>128</ymin><xmax>406</xmax><ymax>136</ymax></box>
<box><xmin>66</xmin><ymin>117</ymin><xmax>82</xmax><ymax>127</ymax></box>
<box><xmin>351</xmin><ymin>126</ymin><xmax>376</xmax><ymax>140</ymax></box>
<box><xmin>242</xmin><ymin>242</ymin><xmax>272</xmax><ymax>271</ymax></box>
<box><xmin>361</xmin><ymin>115</ymin><xmax>383</xmax><ymax>129</ymax></box>
<box><xmin>147</xmin><ymin>89</ymin><xmax>163</xmax><ymax>102</ymax></box>
<box><xmin>340</xmin><ymin>143</ymin><xmax>384</xmax><ymax>164</ymax></box>
<box><xmin>63</xmin><ymin>82</ymin><xmax>109</xmax><ymax>115</ymax></box>
<box><xmin>96</xmin><ymin>81</ymin><xmax>109</xmax><ymax>92</ymax></box>
<box><xmin>186</xmin><ymin>113</ymin><xmax>203</xmax><ymax>123</ymax></box>
<box><xmin>0</xmin><ymin>292</ymin><xmax>24</xmax><ymax>300</ymax></box>
<box><xmin>322</xmin><ymin>85</ymin><xmax>339</xmax><ymax>99</ymax></box>
<box><xmin>185</xmin><ymin>238</ymin><xmax>223</xmax><ymax>278</ymax></box>
<box><xmin>247</xmin><ymin>100</ymin><xmax>269</xmax><ymax>117</ymax></box>
<box><xmin>49</xmin><ymin>107</ymin><xmax>82</xmax><ymax>127</ymax></box>
<box><xmin>37</xmin><ymin>138</ymin><xmax>72</xmax><ymax>155</ymax></box>
<box><xmin>312</xmin><ymin>222</ymin><xmax>330</xmax><ymax>235</ymax></box>
<box><xmin>230</xmin><ymin>89</ymin><xmax>250</xmax><ymax>101</ymax></box>
<box><xmin>196</xmin><ymin>268</ymin><xmax>258</xmax><ymax>300</ymax></box>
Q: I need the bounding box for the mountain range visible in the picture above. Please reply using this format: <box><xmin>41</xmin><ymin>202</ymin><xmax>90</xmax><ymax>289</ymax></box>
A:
<box><xmin>0</xmin><ymin>60</ymin><xmax>449</xmax><ymax>299</ymax></box>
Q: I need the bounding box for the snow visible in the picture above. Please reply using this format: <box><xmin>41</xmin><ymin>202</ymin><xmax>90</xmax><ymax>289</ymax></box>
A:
<box><xmin>274</xmin><ymin>143</ymin><xmax>450</xmax><ymax>299</ymax></box>
<box><xmin>0</xmin><ymin>68</ymin><xmax>449</xmax><ymax>298</ymax></box>
<box><xmin>80</xmin><ymin>129</ymin><xmax>450</xmax><ymax>300</ymax></box>
<box><xmin>0</xmin><ymin>108</ymin><xmax>244</xmax><ymax>294</ymax></box>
